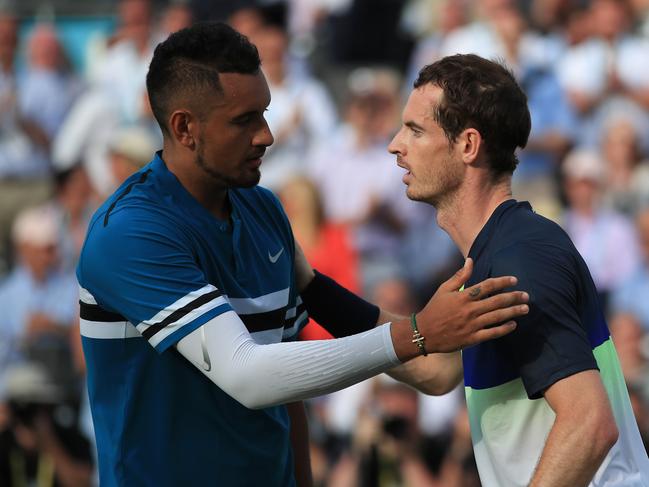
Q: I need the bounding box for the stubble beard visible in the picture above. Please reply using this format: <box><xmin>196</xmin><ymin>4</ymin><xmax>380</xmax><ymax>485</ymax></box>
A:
<box><xmin>194</xmin><ymin>141</ymin><xmax>261</xmax><ymax>189</ymax></box>
<box><xmin>408</xmin><ymin>152</ymin><xmax>463</xmax><ymax>210</ymax></box>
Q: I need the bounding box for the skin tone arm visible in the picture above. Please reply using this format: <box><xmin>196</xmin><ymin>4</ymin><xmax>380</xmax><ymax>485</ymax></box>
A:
<box><xmin>295</xmin><ymin>243</ymin><xmax>471</xmax><ymax>395</ymax></box>
<box><xmin>383</xmin><ymin>304</ymin><xmax>461</xmax><ymax>395</ymax></box>
<box><xmin>286</xmin><ymin>401</ymin><xmax>314</xmax><ymax>487</ymax></box>
<box><xmin>529</xmin><ymin>369</ymin><xmax>619</xmax><ymax>487</ymax></box>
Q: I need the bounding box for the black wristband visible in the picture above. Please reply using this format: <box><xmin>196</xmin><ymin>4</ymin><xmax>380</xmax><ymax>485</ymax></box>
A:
<box><xmin>300</xmin><ymin>270</ymin><xmax>380</xmax><ymax>338</ymax></box>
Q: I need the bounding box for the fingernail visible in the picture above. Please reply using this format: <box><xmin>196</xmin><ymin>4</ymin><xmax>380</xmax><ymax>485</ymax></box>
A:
<box><xmin>510</xmin><ymin>277</ymin><xmax>517</xmax><ymax>285</ymax></box>
<box><xmin>522</xmin><ymin>292</ymin><xmax>529</xmax><ymax>300</ymax></box>
<box><xmin>521</xmin><ymin>305</ymin><xmax>529</xmax><ymax>313</ymax></box>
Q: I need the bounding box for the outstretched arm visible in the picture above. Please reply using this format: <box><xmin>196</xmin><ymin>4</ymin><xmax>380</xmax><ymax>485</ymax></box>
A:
<box><xmin>295</xmin><ymin>244</ymin><xmax>519</xmax><ymax>394</ymax></box>
<box><xmin>175</xmin><ymin>265</ymin><xmax>526</xmax><ymax>409</ymax></box>
<box><xmin>529</xmin><ymin>370</ymin><xmax>618</xmax><ymax>487</ymax></box>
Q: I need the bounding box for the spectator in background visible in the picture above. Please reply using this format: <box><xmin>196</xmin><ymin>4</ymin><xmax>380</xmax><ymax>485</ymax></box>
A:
<box><xmin>0</xmin><ymin>363</ymin><xmax>93</xmax><ymax>487</ymax></box>
<box><xmin>397</xmin><ymin>203</ymin><xmax>461</xmax><ymax>308</ymax></box>
<box><xmin>599</xmin><ymin>111</ymin><xmax>649</xmax><ymax>215</ymax></box>
<box><xmin>108</xmin><ymin>125</ymin><xmax>159</xmax><ymax>185</ymax></box>
<box><xmin>52</xmin><ymin>88</ymin><xmax>121</xmax><ymax>197</ymax></box>
<box><xmin>15</xmin><ymin>23</ymin><xmax>85</xmax><ymax>273</ymax></box>
<box><xmin>562</xmin><ymin>2</ymin><xmax>594</xmax><ymax>47</ymax></box>
<box><xmin>0</xmin><ymin>12</ymin><xmax>53</xmax><ymax>274</ymax></box>
<box><xmin>51</xmin><ymin>165</ymin><xmax>96</xmax><ymax>273</ymax></box>
<box><xmin>611</xmin><ymin>207</ymin><xmax>649</xmax><ymax>331</ymax></box>
<box><xmin>498</xmin><ymin>6</ymin><xmax>577</xmax><ymax>219</ymax></box>
<box><xmin>90</xmin><ymin>0</ymin><xmax>156</xmax><ymax>124</ymax></box>
<box><xmin>252</xmin><ymin>18</ymin><xmax>338</xmax><ymax>190</ymax></box>
<box><xmin>315</xmin><ymin>277</ymin><xmax>418</xmax><ymax>474</ymax></box>
<box><xmin>404</xmin><ymin>0</ymin><xmax>469</xmax><ymax>88</ymax></box>
<box><xmin>439</xmin><ymin>0</ymin><xmax>536</xmax><ymax>64</ymax></box>
<box><xmin>433</xmin><ymin>2</ymin><xmax>575</xmax><ymax>218</ymax></box>
<box><xmin>0</xmin><ymin>206</ymin><xmax>79</xmax><ymax>399</ymax></box>
<box><xmin>527</xmin><ymin>0</ymin><xmax>574</xmax><ymax>52</ymax></box>
<box><xmin>560</xmin><ymin>149</ymin><xmax>640</xmax><ymax>310</ymax></box>
<box><xmin>307</xmin><ymin>67</ymin><xmax>412</xmax><ymax>290</ymax></box>
<box><xmin>557</xmin><ymin>0</ymin><xmax>649</xmax><ymax>147</ymax></box>
<box><xmin>228</xmin><ymin>5</ymin><xmax>266</xmax><ymax>38</ymax></box>
<box><xmin>326</xmin><ymin>0</ymin><xmax>414</xmax><ymax>70</ymax></box>
<box><xmin>53</xmin><ymin>0</ymin><xmax>161</xmax><ymax>197</ymax></box>
<box><xmin>54</xmin><ymin>84</ymin><xmax>161</xmax><ymax>197</ymax></box>
<box><xmin>157</xmin><ymin>0</ymin><xmax>194</xmax><ymax>39</ymax></box>
<box><xmin>279</xmin><ymin>176</ymin><xmax>360</xmax><ymax>341</ymax></box>
<box><xmin>20</xmin><ymin>24</ymin><xmax>82</xmax><ymax>158</ymax></box>
<box><xmin>433</xmin><ymin>406</ymin><xmax>481</xmax><ymax>487</ymax></box>
<box><xmin>327</xmin><ymin>379</ymin><xmax>436</xmax><ymax>487</ymax></box>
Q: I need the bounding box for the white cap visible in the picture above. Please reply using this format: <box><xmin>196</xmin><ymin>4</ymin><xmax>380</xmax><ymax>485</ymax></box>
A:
<box><xmin>109</xmin><ymin>126</ymin><xmax>159</xmax><ymax>168</ymax></box>
<box><xmin>347</xmin><ymin>67</ymin><xmax>401</xmax><ymax>98</ymax></box>
<box><xmin>3</xmin><ymin>363</ymin><xmax>63</xmax><ymax>403</ymax></box>
<box><xmin>562</xmin><ymin>149</ymin><xmax>605</xmax><ymax>182</ymax></box>
<box><xmin>11</xmin><ymin>205</ymin><xmax>59</xmax><ymax>246</ymax></box>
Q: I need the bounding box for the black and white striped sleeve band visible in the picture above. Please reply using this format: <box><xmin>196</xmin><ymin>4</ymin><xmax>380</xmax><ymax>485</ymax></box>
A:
<box><xmin>79</xmin><ymin>285</ymin><xmax>231</xmax><ymax>349</ymax></box>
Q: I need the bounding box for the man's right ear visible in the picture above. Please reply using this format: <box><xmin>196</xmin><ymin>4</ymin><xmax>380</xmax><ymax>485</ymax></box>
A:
<box><xmin>169</xmin><ymin>110</ymin><xmax>196</xmax><ymax>149</ymax></box>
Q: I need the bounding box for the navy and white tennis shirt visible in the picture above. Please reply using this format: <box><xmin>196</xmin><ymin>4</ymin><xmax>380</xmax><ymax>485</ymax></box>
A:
<box><xmin>463</xmin><ymin>199</ymin><xmax>649</xmax><ymax>486</ymax></box>
<box><xmin>77</xmin><ymin>153</ymin><xmax>308</xmax><ymax>486</ymax></box>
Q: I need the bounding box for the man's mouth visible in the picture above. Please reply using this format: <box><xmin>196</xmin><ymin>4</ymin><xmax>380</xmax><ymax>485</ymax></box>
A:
<box><xmin>246</xmin><ymin>152</ymin><xmax>265</xmax><ymax>166</ymax></box>
<box><xmin>397</xmin><ymin>157</ymin><xmax>411</xmax><ymax>176</ymax></box>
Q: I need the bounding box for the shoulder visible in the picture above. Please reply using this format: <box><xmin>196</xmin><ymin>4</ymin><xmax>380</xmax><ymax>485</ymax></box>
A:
<box><xmin>79</xmin><ymin>189</ymin><xmax>190</xmax><ymax>287</ymax></box>
<box><xmin>85</xmin><ymin>200</ymin><xmax>183</xmax><ymax>250</ymax></box>
<box><xmin>491</xmin><ymin>207</ymin><xmax>579</xmax><ymax>285</ymax></box>
<box><xmin>495</xmin><ymin>202</ymin><xmax>572</xmax><ymax>245</ymax></box>
<box><xmin>87</xmin><ymin>167</ymin><xmax>177</xmax><ymax>237</ymax></box>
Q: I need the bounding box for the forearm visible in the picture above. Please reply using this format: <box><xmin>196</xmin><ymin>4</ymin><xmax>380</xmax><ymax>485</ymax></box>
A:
<box><xmin>530</xmin><ymin>409</ymin><xmax>617</xmax><ymax>486</ymax></box>
<box><xmin>387</xmin><ymin>352</ymin><xmax>462</xmax><ymax>395</ymax></box>
<box><xmin>176</xmin><ymin>312</ymin><xmax>402</xmax><ymax>409</ymax></box>
<box><xmin>300</xmin><ymin>270</ymin><xmax>380</xmax><ymax>338</ymax></box>
<box><xmin>287</xmin><ymin>401</ymin><xmax>313</xmax><ymax>487</ymax></box>
<box><xmin>379</xmin><ymin>309</ymin><xmax>463</xmax><ymax>395</ymax></box>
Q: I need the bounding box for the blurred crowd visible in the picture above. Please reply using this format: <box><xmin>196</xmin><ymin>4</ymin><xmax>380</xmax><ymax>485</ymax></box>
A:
<box><xmin>0</xmin><ymin>0</ymin><xmax>649</xmax><ymax>485</ymax></box>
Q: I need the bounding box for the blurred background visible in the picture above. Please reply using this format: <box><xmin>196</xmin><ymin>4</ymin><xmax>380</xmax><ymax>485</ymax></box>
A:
<box><xmin>0</xmin><ymin>0</ymin><xmax>648</xmax><ymax>485</ymax></box>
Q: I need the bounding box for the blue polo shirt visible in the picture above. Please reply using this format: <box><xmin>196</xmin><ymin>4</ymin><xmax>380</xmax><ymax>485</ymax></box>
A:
<box><xmin>77</xmin><ymin>153</ymin><xmax>308</xmax><ymax>486</ymax></box>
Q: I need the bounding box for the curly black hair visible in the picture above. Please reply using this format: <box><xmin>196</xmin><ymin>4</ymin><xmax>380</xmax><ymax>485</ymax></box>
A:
<box><xmin>146</xmin><ymin>22</ymin><xmax>260</xmax><ymax>134</ymax></box>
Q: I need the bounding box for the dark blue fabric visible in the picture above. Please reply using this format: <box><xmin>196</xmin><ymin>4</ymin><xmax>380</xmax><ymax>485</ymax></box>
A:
<box><xmin>463</xmin><ymin>200</ymin><xmax>604</xmax><ymax>399</ymax></box>
<box><xmin>301</xmin><ymin>270</ymin><xmax>380</xmax><ymax>337</ymax></box>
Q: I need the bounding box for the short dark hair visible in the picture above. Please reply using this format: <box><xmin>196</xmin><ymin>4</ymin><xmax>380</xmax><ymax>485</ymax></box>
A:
<box><xmin>414</xmin><ymin>54</ymin><xmax>531</xmax><ymax>176</ymax></box>
<box><xmin>146</xmin><ymin>22</ymin><xmax>261</xmax><ymax>134</ymax></box>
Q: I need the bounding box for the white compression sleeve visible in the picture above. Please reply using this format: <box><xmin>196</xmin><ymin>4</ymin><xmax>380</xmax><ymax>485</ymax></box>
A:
<box><xmin>176</xmin><ymin>310</ymin><xmax>401</xmax><ymax>409</ymax></box>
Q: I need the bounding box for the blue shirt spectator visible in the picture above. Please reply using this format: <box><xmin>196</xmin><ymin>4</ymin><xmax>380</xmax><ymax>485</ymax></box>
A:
<box><xmin>0</xmin><ymin>205</ymin><xmax>78</xmax><ymax>398</ymax></box>
<box><xmin>517</xmin><ymin>65</ymin><xmax>577</xmax><ymax>181</ymax></box>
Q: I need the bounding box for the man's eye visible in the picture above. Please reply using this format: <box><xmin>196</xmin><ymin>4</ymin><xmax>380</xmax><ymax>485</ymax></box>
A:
<box><xmin>233</xmin><ymin>116</ymin><xmax>252</xmax><ymax>125</ymax></box>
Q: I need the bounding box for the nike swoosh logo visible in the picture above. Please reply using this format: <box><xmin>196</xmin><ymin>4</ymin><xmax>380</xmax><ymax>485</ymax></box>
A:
<box><xmin>268</xmin><ymin>247</ymin><xmax>284</xmax><ymax>263</ymax></box>
<box><xmin>201</xmin><ymin>327</ymin><xmax>211</xmax><ymax>372</ymax></box>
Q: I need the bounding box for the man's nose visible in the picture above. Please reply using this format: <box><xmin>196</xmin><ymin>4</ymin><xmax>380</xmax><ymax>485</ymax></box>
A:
<box><xmin>254</xmin><ymin>118</ymin><xmax>274</xmax><ymax>147</ymax></box>
<box><xmin>388</xmin><ymin>129</ymin><xmax>403</xmax><ymax>155</ymax></box>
